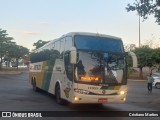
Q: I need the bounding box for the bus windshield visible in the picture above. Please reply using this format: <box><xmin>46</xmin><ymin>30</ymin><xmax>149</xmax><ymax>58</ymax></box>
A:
<box><xmin>75</xmin><ymin>51</ymin><xmax>127</xmax><ymax>85</ymax></box>
<box><xmin>74</xmin><ymin>35</ymin><xmax>124</xmax><ymax>53</ymax></box>
<box><xmin>74</xmin><ymin>35</ymin><xmax>126</xmax><ymax>85</ymax></box>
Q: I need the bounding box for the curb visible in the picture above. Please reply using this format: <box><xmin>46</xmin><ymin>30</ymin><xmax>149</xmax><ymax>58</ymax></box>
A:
<box><xmin>128</xmin><ymin>79</ymin><xmax>146</xmax><ymax>82</ymax></box>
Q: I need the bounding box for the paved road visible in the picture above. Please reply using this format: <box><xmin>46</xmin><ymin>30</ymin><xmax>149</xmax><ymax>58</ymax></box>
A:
<box><xmin>0</xmin><ymin>71</ymin><xmax>159</xmax><ymax>120</ymax></box>
<box><xmin>126</xmin><ymin>79</ymin><xmax>160</xmax><ymax>110</ymax></box>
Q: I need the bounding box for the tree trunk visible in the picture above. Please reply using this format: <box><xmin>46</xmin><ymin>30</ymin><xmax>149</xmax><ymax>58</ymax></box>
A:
<box><xmin>16</xmin><ymin>58</ymin><xmax>19</xmax><ymax>70</ymax></box>
<box><xmin>0</xmin><ymin>54</ymin><xmax>2</xmax><ymax>70</ymax></box>
<box><xmin>139</xmin><ymin>67</ymin><xmax>143</xmax><ymax>79</ymax></box>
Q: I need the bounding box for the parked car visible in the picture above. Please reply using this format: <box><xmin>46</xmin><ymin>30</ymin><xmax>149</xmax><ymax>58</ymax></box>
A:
<box><xmin>152</xmin><ymin>73</ymin><xmax>160</xmax><ymax>89</ymax></box>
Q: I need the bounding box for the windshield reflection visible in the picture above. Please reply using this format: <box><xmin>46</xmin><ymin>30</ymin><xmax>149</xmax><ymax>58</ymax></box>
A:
<box><xmin>75</xmin><ymin>51</ymin><xmax>126</xmax><ymax>84</ymax></box>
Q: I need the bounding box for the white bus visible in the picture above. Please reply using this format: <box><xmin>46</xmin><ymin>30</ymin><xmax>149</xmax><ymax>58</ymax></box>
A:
<box><xmin>29</xmin><ymin>32</ymin><xmax>127</xmax><ymax>104</ymax></box>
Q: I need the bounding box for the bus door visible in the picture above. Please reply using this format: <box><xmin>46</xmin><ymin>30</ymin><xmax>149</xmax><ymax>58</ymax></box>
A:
<box><xmin>63</xmin><ymin>51</ymin><xmax>74</xmax><ymax>100</ymax></box>
<box><xmin>48</xmin><ymin>59</ymin><xmax>65</xmax><ymax>95</ymax></box>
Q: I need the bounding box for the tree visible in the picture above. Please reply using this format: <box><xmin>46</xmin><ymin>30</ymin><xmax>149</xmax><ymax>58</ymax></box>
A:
<box><xmin>126</xmin><ymin>0</ymin><xmax>160</xmax><ymax>25</ymax></box>
<box><xmin>33</xmin><ymin>40</ymin><xmax>49</xmax><ymax>49</ymax></box>
<box><xmin>152</xmin><ymin>48</ymin><xmax>160</xmax><ymax>68</ymax></box>
<box><xmin>8</xmin><ymin>44</ymin><xmax>29</xmax><ymax>69</ymax></box>
<box><xmin>0</xmin><ymin>28</ymin><xmax>30</xmax><ymax>70</ymax></box>
<box><xmin>131</xmin><ymin>45</ymin><xmax>159</xmax><ymax>79</ymax></box>
<box><xmin>3</xmin><ymin>41</ymin><xmax>16</xmax><ymax>67</ymax></box>
<box><xmin>0</xmin><ymin>28</ymin><xmax>14</xmax><ymax>69</ymax></box>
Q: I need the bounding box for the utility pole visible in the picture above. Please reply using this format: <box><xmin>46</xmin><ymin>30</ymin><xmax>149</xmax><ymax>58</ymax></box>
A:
<box><xmin>139</xmin><ymin>14</ymin><xmax>141</xmax><ymax>47</ymax></box>
<box><xmin>137</xmin><ymin>1</ymin><xmax>141</xmax><ymax>48</ymax></box>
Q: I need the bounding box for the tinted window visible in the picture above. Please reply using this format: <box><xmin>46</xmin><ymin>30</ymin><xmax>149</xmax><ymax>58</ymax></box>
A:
<box><xmin>152</xmin><ymin>73</ymin><xmax>160</xmax><ymax>77</ymax></box>
<box><xmin>55</xmin><ymin>41</ymin><xmax>60</xmax><ymax>52</ymax></box>
<box><xmin>75</xmin><ymin>35</ymin><xmax>124</xmax><ymax>53</ymax></box>
<box><xmin>60</xmin><ymin>38</ymin><xmax>65</xmax><ymax>58</ymax></box>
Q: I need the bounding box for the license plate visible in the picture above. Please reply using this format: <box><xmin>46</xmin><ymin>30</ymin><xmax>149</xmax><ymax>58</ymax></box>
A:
<box><xmin>98</xmin><ymin>98</ymin><xmax>108</xmax><ymax>103</ymax></box>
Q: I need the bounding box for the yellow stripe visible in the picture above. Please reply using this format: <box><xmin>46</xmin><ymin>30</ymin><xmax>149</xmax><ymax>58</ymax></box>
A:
<box><xmin>114</xmin><ymin>86</ymin><xmax>120</xmax><ymax>90</ymax></box>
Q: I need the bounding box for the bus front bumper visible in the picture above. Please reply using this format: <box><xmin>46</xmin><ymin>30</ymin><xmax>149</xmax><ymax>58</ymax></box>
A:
<box><xmin>71</xmin><ymin>93</ymin><xmax>127</xmax><ymax>104</ymax></box>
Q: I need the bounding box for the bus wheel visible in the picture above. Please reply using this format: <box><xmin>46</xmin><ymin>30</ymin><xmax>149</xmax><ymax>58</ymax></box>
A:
<box><xmin>32</xmin><ymin>79</ymin><xmax>38</xmax><ymax>91</ymax></box>
<box><xmin>55</xmin><ymin>84</ymin><xmax>64</xmax><ymax>105</ymax></box>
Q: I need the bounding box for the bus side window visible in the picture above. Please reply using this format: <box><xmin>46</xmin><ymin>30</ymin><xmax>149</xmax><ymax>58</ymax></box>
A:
<box><xmin>51</xmin><ymin>42</ymin><xmax>55</xmax><ymax>49</ymax></box>
<box><xmin>60</xmin><ymin>38</ymin><xmax>65</xmax><ymax>59</ymax></box>
<box><xmin>54</xmin><ymin>41</ymin><xmax>60</xmax><ymax>52</ymax></box>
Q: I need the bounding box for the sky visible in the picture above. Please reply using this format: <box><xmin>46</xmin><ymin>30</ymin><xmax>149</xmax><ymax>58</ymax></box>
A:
<box><xmin>0</xmin><ymin>0</ymin><xmax>160</xmax><ymax>51</ymax></box>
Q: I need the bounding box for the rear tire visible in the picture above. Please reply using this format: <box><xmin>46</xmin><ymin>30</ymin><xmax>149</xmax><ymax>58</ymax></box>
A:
<box><xmin>155</xmin><ymin>83</ymin><xmax>160</xmax><ymax>89</ymax></box>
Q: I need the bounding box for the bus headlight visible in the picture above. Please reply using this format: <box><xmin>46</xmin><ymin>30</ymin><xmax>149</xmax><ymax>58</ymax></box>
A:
<box><xmin>118</xmin><ymin>90</ymin><xmax>127</xmax><ymax>95</ymax></box>
<box><xmin>74</xmin><ymin>88</ymin><xmax>90</xmax><ymax>94</ymax></box>
<box><xmin>74</xmin><ymin>96</ymin><xmax>79</xmax><ymax>101</ymax></box>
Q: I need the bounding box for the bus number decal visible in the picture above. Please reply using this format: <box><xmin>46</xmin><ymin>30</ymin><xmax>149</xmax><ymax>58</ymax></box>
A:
<box><xmin>88</xmin><ymin>87</ymin><xmax>99</xmax><ymax>90</ymax></box>
<box><xmin>34</xmin><ymin>65</ymin><xmax>41</xmax><ymax>70</ymax></box>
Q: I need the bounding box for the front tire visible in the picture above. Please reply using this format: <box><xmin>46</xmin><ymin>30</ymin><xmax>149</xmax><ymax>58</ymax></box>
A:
<box><xmin>155</xmin><ymin>83</ymin><xmax>160</xmax><ymax>89</ymax></box>
<box><xmin>55</xmin><ymin>84</ymin><xmax>65</xmax><ymax>105</ymax></box>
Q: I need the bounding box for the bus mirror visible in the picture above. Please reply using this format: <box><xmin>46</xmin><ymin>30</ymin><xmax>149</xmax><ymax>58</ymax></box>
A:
<box><xmin>125</xmin><ymin>52</ymin><xmax>128</xmax><ymax>56</ymax></box>
<box><xmin>70</xmin><ymin>47</ymin><xmax>77</xmax><ymax>64</ymax></box>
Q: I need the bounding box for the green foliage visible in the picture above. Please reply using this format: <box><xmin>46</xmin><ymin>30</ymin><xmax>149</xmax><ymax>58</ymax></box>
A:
<box><xmin>126</xmin><ymin>0</ymin><xmax>160</xmax><ymax>25</ymax></box>
<box><xmin>33</xmin><ymin>40</ymin><xmax>49</xmax><ymax>49</ymax></box>
<box><xmin>8</xmin><ymin>45</ymin><xmax>29</xmax><ymax>58</ymax></box>
<box><xmin>129</xmin><ymin>45</ymin><xmax>160</xmax><ymax>79</ymax></box>
<box><xmin>126</xmin><ymin>55</ymin><xmax>133</xmax><ymax>67</ymax></box>
<box><xmin>0</xmin><ymin>28</ymin><xmax>29</xmax><ymax>69</ymax></box>
<box><xmin>0</xmin><ymin>28</ymin><xmax>14</xmax><ymax>56</ymax></box>
<box><xmin>152</xmin><ymin>48</ymin><xmax>160</xmax><ymax>64</ymax></box>
<box><xmin>0</xmin><ymin>28</ymin><xmax>14</xmax><ymax>69</ymax></box>
<box><xmin>133</xmin><ymin>45</ymin><xmax>154</xmax><ymax>68</ymax></box>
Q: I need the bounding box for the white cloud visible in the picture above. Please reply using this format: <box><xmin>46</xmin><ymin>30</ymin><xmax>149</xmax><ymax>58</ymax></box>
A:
<box><xmin>22</xmin><ymin>31</ymin><xmax>42</xmax><ymax>35</ymax></box>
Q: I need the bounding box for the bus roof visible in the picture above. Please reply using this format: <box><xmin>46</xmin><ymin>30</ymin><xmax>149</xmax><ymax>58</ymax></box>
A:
<box><xmin>34</xmin><ymin>32</ymin><xmax>122</xmax><ymax>53</ymax></box>
<box><xmin>63</xmin><ymin>32</ymin><xmax>122</xmax><ymax>40</ymax></box>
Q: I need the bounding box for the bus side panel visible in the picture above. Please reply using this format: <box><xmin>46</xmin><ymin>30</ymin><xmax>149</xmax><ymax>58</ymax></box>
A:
<box><xmin>48</xmin><ymin>59</ymin><xmax>64</xmax><ymax>95</ymax></box>
<box><xmin>29</xmin><ymin>62</ymin><xmax>45</xmax><ymax>88</ymax></box>
<box><xmin>41</xmin><ymin>60</ymin><xmax>55</xmax><ymax>91</ymax></box>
